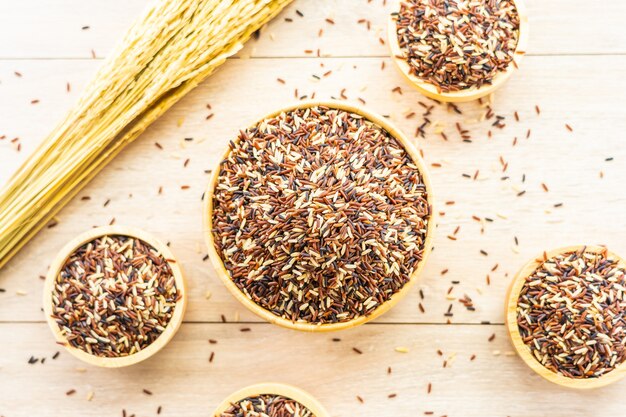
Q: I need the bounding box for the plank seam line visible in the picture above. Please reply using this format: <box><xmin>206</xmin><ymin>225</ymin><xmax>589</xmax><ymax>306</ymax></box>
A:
<box><xmin>0</xmin><ymin>320</ymin><xmax>506</xmax><ymax>326</ymax></box>
<box><xmin>0</xmin><ymin>52</ymin><xmax>624</xmax><ymax>61</ymax></box>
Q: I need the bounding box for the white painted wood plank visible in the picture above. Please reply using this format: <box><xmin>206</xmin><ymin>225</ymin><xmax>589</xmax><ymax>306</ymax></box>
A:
<box><xmin>1</xmin><ymin>1</ymin><xmax>625</xmax><ymax>415</ymax></box>
<box><xmin>0</xmin><ymin>0</ymin><xmax>146</xmax><ymax>59</ymax></box>
<box><xmin>1</xmin><ymin>55</ymin><xmax>625</xmax><ymax>325</ymax></box>
<box><xmin>1</xmin><ymin>323</ymin><xmax>624</xmax><ymax>417</ymax></box>
<box><xmin>0</xmin><ymin>0</ymin><xmax>624</xmax><ymax>59</ymax></box>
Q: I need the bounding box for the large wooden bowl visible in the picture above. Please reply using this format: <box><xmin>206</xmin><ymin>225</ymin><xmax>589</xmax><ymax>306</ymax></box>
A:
<box><xmin>212</xmin><ymin>383</ymin><xmax>330</xmax><ymax>417</ymax></box>
<box><xmin>505</xmin><ymin>245</ymin><xmax>626</xmax><ymax>389</ymax></box>
<box><xmin>203</xmin><ymin>100</ymin><xmax>436</xmax><ymax>332</ymax></box>
<box><xmin>43</xmin><ymin>225</ymin><xmax>187</xmax><ymax>368</ymax></box>
<box><xmin>387</xmin><ymin>0</ymin><xmax>529</xmax><ymax>102</ymax></box>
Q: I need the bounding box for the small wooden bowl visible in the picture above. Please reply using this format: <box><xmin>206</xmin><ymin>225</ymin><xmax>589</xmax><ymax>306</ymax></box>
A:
<box><xmin>203</xmin><ymin>100</ymin><xmax>436</xmax><ymax>332</ymax></box>
<box><xmin>212</xmin><ymin>383</ymin><xmax>330</xmax><ymax>417</ymax></box>
<box><xmin>505</xmin><ymin>245</ymin><xmax>626</xmax><ymax>389</ymax></box>
<box><xmin>387</xmin><ymin>0</ymin><xmax>529</xmax><ymax>102</ymax></box>
<box><xmin>43</xmin><ymin>225</ymin><xmax>187</xmax><ymax>368</ymax></box>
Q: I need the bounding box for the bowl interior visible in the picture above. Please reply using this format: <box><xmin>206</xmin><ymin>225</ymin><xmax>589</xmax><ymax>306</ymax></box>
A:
<box><xmin>505</xmin><ymin>245</ymin><xmax>626</xmax><ymax>389</ymax></box>
<box><xmin>203</xmin><ymin>100</ymin><xmax>436</xmax><ymax>332</ymax></box>
<box><xmin>387</xmin><ymin>0</ymin><xmax>529</xmax><ymax>102</ymax></box>
<box><xmin>212</xmin><ymin>383</ymin><xmax>330</xmax><ymax>417</ymax></box>
<box><xmin>43</xmin><ymin>225</ymin><xmax>187</xmax><ymax>368</ymax></box>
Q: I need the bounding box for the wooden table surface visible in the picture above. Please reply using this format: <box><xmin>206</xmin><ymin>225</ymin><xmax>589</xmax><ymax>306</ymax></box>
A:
<box><xmin>1</xmin><ymin>1</ymin><xmax>626</xmax><ymax>416</ymax></box>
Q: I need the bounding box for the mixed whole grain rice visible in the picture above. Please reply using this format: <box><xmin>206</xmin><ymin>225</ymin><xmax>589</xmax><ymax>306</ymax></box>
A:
<box><xmin>516</xmin><ymin>247</ymin><xmax>626</xmax><ymax>378</ymax></box>
<box><xmin>394</xmin><ymin>0</ymin><xmax>521</xmax><ymax>92</ymax></box>
<box><xmin>212</xmin><ymin>105</ymin><xmax>431</xmax><ymax>324</ymax></box>
<box><xmin>219</xmin><ymin>394</ymin><xmax>315</xmax><ymax>417</ymax></box>
<box><xmin>51</xmin><ymin>235</ymin><xmax>180</xmax><ymax>357</ymax></box>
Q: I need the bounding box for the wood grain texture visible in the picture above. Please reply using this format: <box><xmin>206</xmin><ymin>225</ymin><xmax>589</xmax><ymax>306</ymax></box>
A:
<box><xmin>1</xmin><ymin>55</ymin><xmax>625</xmax><ymax>325</ymax></box>
<box><xmin>1</xmin><ymin>0</ymin><xmax>626</xmax><ymax>415</ymax></box>
<box><xmin>1</xmin><ymin>0</ymin><xmax>626</xmax><ymax>58</ymax></box>
<box><xmin>2</xmin><ymin>323</ymin><xmax>626</xmax><ymax>417</ymax></box>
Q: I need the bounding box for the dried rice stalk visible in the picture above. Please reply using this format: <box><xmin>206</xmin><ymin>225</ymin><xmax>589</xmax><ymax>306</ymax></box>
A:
<box><xmin>0</xmin><ymin>0</ymin><xmax>292</xmax><ymax>268</ymax></box>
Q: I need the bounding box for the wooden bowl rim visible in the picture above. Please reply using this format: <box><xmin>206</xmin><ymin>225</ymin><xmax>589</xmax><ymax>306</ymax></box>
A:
<box><xmin>505</xmin><ymin>244</ymin><xmax>626</xmax><ymax>389</ymax></box>
<box><xmin>203</xmin><ymin>99</ymin><xmax>436</xmax><ymax>332</ymax></box>
<box><xmin>386</xmin><ymin>0</ymin><xmax>529</xmax><ymax>102</ymax></box>
<box><xmin>211</xmin><ymin>383</ymin><xmax>330</xmax><ymax>417</ymax></box>
<box><xmin>42</xmin><ymin>225</ymin><xmax>188</xmax><ymax>368</ymax></box>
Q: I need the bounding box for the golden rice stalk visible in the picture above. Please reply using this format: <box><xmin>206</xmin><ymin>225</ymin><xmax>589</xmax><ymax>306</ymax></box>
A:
<box><xmin>0</xmin><ymin>0</ymin><xmax>293</xmax><ymax>268</ymax></box>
